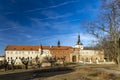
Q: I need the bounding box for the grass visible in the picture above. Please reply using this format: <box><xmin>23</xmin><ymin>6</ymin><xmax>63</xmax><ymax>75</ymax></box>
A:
<box><xmin>87</xmin><ymin>64</ymin><xmax>120</xmax><ymax>71</ymax></box>
<box><xmin>0</xmin><ymin>64</ymin><xmax>120</xmax><ymax>80</ymax></box>
<box><xmin>33</xmin><ymin>65</ymin><xmax>120</xmax><ymax>80</ymax></box>
<box><xmin>0</xmin><ymin>68</ymin><xmax>34</xmax><ymax>75</ymax></box>
<box><xmin>0</xmin><ymin>70</ymin><xmax>33</xmax><ymax>80</ymax></box>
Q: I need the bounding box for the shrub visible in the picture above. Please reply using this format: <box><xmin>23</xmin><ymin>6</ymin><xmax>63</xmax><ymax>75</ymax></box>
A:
<box><xmin>14</xmin><ymin>65</ymin><xmax>23</xmax><ymax>69</ymax></box>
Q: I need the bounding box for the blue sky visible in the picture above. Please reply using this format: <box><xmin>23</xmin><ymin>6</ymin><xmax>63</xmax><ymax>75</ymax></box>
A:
<box><xmin>0</xmin><ymin>0</ymin><xmax>101</xmax><ymax>55</ymax></box>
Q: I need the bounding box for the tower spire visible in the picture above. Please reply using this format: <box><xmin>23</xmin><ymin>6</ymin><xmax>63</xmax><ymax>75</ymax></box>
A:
<box><xmin>76</xmin><ymin>34</ymin><xmax>83</xmax><ymax>45</ymax></box>
<box><xmin>77</xmin><ymin>34</ymin><xmax>80</xmax><ymax>44</ymax></box>
<box><xmin>75</xmin><ymin>34</ymin><xmax>83</xmax><ymax>49</ymax></box>
<box><xmin>58</xmin><ymin>40</ymin><xmax>60</xmax><ymax>47</ymax></box>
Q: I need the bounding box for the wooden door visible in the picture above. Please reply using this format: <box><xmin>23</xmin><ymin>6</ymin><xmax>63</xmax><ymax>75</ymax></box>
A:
<box><xmin>72</xmin><ymin>56</ymin><xmax>76</xmax><ymax>62</ymax></box>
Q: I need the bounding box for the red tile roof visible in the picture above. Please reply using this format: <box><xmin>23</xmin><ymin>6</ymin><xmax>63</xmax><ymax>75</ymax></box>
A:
<box><xmin>5</xmin><ymin>45</ymin><xmax>73</xmax><ymax>51</ymax></box>
<box><xmin>50</xmin><ymin>46</ymin><xmax>73</xmax><ymax>50</ymax></box>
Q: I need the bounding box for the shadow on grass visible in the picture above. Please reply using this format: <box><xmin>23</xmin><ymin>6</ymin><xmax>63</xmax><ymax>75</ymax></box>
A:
<box><xmin>0</xmin><ymin>70</ymin><xmax>34</xmax><ymax>80</ymax></box>
<box><xmin>0</xmin><ymin>67</ymin><xmax>75</xmax><ymax>80</ymax></box>
<box><xmin>32</xmin><ymin>67</ymin><xmax>75</xmax><ymax>79</ymax></box>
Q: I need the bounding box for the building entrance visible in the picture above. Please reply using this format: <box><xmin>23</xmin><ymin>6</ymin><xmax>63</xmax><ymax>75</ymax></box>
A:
<box><xmin>72</xmin><ymin>55</ymin><xmax>76</xmax><ymax>62</ymax></box>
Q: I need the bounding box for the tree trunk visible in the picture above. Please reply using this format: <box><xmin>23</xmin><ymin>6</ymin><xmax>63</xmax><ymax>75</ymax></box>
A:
<box><xmin>25</xmin><ymin>65</ymin><xmax>28</xmax><ymax>69</ymax></box>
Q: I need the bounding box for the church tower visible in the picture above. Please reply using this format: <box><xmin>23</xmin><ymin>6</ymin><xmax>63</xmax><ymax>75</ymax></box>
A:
<box><xmin>75</xmin><ymin>34</ymin><xmax>83</xmax><ymax>49</ymax></box>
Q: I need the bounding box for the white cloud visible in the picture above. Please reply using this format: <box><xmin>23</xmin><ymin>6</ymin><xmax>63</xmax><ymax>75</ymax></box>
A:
<box><xmin>40</xmin><ymin>13</ymin><xmax>72</xmax><ymax>20</ymax></box>
<box><xmin>0</xmin><ymin>28</ymin><xmax>13</xmax><ymax>32</ymax></box>
<box><xmin>31</xmin><ymin>18</ymin><xmax>52</xmax><ymax>27</ymax></box>
<box><xmin>52</xmin><ymin>18</ymin><xmax>82</xmax><ymax>25</ymax></box>
<box><xmin>19</xmin><ymin>33</ymin><xmax>32</xmax><ymax>38</ymax></box>
<box><xmin>5</xmin><ymin>0</ymin><xmax>79</xmax><ymax>15</ymax></box>
<box><xmin>41</xmin><ymin>10</ymin><xmax>59</xmax><ymax>17</ymax></box>
<box><xmin>24</xmin><ymin>0</ymin><xmax>79</xmax><ymax>13</ymax></box>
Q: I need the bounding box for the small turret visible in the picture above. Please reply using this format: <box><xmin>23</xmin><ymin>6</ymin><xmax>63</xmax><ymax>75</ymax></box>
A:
<box><xmin>58</xmin><ymin>40</ymin><xmax>60</xmax><ymax>47</ymax></box>
<box><xmin>75</xmin><ymin>34</ymin><xmax>83</xmax><ymax>49</ymax></box>
<box><xmin>77</xmin><ymin>34</ymin><xmax>83</xmax><ymax>45</ymax></box>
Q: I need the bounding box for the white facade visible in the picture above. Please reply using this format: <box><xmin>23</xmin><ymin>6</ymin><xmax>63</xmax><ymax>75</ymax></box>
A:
<box><xmin>39</xmin><ymin>49</ymin><xmax>52</xmax><ymax>58</ymax></box>
<box><xmin>71</xmin><ymin>49</ymin><xmax>104</xmax><ymax>63</ymax></box>
<box><xmin>75</xmin><ymin>44</ymin><xmax>83</xmax><ymax>49</ymax></box>
<box><xmin>5</xmin><ymin>48</ymin><xmax>51</xmax><ymax>65</ymax></box>
<box><xmin>71</xmin><ymin>35</ymin><xmax>104</xmax><ymax>63</ymax></box>
<box><xmin>79</xmin><ymin>49</ymin><xmax>104</xmax><ymax>63</ymax></box>
<box><xmin>0</xmin><ymin>56</ymin><xmax>4</xmax><ymax>61</ymax></box>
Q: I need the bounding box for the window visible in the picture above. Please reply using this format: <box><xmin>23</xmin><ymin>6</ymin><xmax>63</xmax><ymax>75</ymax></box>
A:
<box><xmin>16</xmin><ymin>51</ymin><xmax>17</xmax><ymax>54</ymax></box>
<box><xmin>6</xmin><ymin>51</ymin><xmax>9</xmax><ymax>54</ymax></box>
<box><xmin>11</xmin><ymin>57</ymin><xmax>12</xmax><ymax>59</ymax></box>
<box><xmin>16</xmin><ymin>57</ymin><xmax>17</xmax><ymax>59</ymax></box>
<box><xmin>8</xmin><ymin>57</ymin><xmax>9</xmax><ymax>59</ymax></box>
<box><xmin>32</xmin><ymin>51</ymin><xmax>34</xmax><ymax>54</ymax></box>
<box><xmin>11</xmin><ymin>51</ymin><xmax>13</xmax><ymax>54</ymax></box>
<box><xmin>31</xmin><ymin>57</ymin><xmax>32</xmax><ymax>59</ymax></box>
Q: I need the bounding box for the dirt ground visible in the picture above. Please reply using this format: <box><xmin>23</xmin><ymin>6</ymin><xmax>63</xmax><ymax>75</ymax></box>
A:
<box><xmin>0</xmin><ymin>64</ymin><xmax>120</xmax><ymax>80</ymax></box>
<box><xmin>33</xmin><ymin>67</ymin><xmax>120</xmax><ymax>80</ymax></box>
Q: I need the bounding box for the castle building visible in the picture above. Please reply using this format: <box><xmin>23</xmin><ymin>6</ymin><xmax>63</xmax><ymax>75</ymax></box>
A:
<box><xmin>71</xmin><ymin>35</ymin><xmax>104</xmax><ymax>63</ymax></box>
<box><xmin>5</xmin><ymin>44</ymin><xmax>74</xmax><ymax>65</ymax></box>
<box><xmin>4</xmin><ymin>35</ymin><xmax>104</xmax><ymax>65</ymax></box>
<box><xmin>50</xmin><ymin>46</ymin><xmax>73</xmax><ymax>62</ymax></box>
<box><xmin>5</xmin><ymin>45</ymin><xmax>51</xmax><ymax>65</ymax></box>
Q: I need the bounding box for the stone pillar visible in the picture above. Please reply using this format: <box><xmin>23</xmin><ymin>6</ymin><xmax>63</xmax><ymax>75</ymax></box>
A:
<box><xmin>96</xmin><ymin>58</ymin><xmax>99</xmax><ymax>64</ymax></box>
<box><xmin>70</xmin><ymin>54</ymin><xmax>73</xmax><ymax>62</ymax></box>
<box><xmin>90</xmin><ymin>59</ymin><xmax>92</xmax><ymax>64</ymax></box>
<box><xmin>104</xmin><ymin>59</ymin><xmax>106</xmax><ymax>63</ymax></box>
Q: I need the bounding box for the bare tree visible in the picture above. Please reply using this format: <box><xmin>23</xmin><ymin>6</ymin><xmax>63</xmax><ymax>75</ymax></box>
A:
<box><xmin>35</xmin><ymin>55</ymin><xmax>42</xmax><ymax>68</ymax></box>
<box><xmin>61</xmin><ymin>56</ymin><xmax>66</xmax><ymax>66</ymax></box>
<box><xmin>85</xmin><ymin>0</ymin><xmax>120</xmax><ymax>64</ymax></box>
<box><xmin>45</xmin><ymin>56</ymin><xmax>57</xmax><ymax>67</ymax></box>
<box><xmin>4</xmin><ymin>59</ymin><xmax>9</xmax><ymax>71</ymax></box>
<box><xmin>11</xmin><ymin>59</ymin><xmax>16</xmax><ymax>71</ymax></box>
<box><xmin>20</xmin><ymin>57</ymin><xmax>29</xmax><ymax>69</ymax></box>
